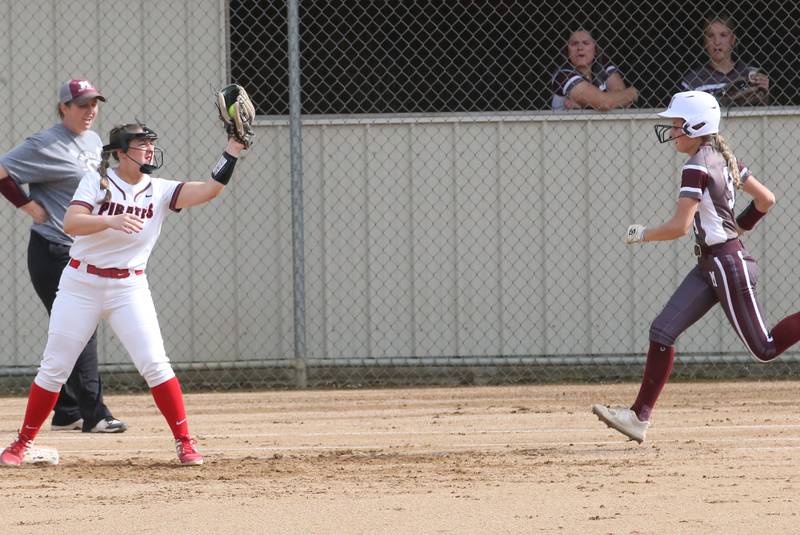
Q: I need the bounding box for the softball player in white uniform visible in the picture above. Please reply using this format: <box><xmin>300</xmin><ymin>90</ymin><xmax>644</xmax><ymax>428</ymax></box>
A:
<box><xmin>1</xmin><ymin>123</ymin><xmax>245</xmax><ymax>466</ymax></box>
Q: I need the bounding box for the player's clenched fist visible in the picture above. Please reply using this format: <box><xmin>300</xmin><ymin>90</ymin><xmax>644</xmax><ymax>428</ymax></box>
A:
<box><xmin>625</xmin><ymin>224</ymin><xmax>646</xmax><ymax>244</ymax></box>
<box><xmin>108</xmin><ymin>213</ymin><xmax>144</xmax><ymax>234</ymax></box>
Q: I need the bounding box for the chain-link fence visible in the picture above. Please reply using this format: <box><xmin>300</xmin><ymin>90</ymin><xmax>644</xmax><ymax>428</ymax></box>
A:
<box><xmin>236</xmin><ymin>1</ymin><xmax>800</xmax><ymax>113</ymax></box>
<box><xmin>2</xmin><ymin>0</ymin><xmax>800</xmax><ymax>393</ymax></box>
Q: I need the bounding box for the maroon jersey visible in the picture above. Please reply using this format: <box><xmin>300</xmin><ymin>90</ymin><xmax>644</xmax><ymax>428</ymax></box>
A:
<box><xmin>678</xmin><ymin>144</ymin><xmax>751</xmax><ymax>246</ymax></box>
<box><xmin>549</xmin><ymin>59</ymin><xmax>620</xmax><ymax>111</ymax></box>
<box><xmin>679</xmin><ymin>60</ymin><xmax>757</xmax><ymax>97</ymax></box>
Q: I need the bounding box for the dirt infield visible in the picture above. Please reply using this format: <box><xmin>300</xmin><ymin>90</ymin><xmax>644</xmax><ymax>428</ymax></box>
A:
<box><xmin>0</xmin><ymin>381</ymin><xmax>798</xmax><ymax>534</ymax></box>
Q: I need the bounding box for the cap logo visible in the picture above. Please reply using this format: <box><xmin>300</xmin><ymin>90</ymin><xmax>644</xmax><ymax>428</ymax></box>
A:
<box><xmin>59</xmin><ymin>78</ymin><xmax>105</xmax><ymax>104</ymax></box>
<box><xmin>71</xmin><ymin>79</ymin><xmax>96</xmax><ymax>97</ymax></box>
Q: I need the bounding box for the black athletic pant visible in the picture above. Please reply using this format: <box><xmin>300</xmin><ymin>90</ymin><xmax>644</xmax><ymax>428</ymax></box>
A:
<box><xmin>27</xmin><ymin>230</ymin><xmax>112</xmax><ymax>431</ymax></box>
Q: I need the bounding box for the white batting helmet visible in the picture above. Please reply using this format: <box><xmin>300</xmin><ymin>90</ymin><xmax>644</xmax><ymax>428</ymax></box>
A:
<box><xmin>654</xmin><ymin>91</ymin><xmax>721</xmax><ymax>143</ymax></box>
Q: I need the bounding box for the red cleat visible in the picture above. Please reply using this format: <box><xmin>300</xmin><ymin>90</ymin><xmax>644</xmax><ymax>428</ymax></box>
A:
<box><xmin>0</xmin><ymin>435</ymin><xmax>32</xmax><ymax>467</ymax></box>
<box><xmin>175</xmin><ymin>436</ymin><xmax>203</xmax><ymax>466</ymax></box>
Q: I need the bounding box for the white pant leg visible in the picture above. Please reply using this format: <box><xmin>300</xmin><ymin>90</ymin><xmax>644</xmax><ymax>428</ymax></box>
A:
<box><xmin>36</xmin><ymin>269</ymin><xmax>103</xmax><ymax>392</ymax></box>
<box><xmin>105</xmin><ymin>276</ymin><xmax>175</xmax><ymax>388</ymax></box>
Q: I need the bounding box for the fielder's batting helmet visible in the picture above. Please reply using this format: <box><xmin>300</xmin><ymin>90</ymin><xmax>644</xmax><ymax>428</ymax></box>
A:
<box><xmin>103</xmin><ymin>123</ymin><xmax>163</xmax><ymax>173</ymax></box>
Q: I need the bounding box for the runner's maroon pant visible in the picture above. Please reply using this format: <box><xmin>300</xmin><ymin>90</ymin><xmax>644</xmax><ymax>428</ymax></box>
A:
<box><xmin>635</xmin><ymin>244</ymin><xmax>800</xmax><ymax>420</ymax></box>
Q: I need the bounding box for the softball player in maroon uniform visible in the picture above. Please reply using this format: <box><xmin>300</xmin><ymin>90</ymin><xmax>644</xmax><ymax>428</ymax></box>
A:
<box><xmin>1</xmin><ymin>123</ymin><xmax>245</xmax><ymax>466</ymax></box>
<box><xmin>593</xmin><ymin>90</ymin><xmax>800</xmax><ymax>443</ymax></box>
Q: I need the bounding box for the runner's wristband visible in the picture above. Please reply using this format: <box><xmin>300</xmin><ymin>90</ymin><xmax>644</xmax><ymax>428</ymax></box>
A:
<box><xmin>736</xmin><ymin>201</ymin><xmax>766</xmax><ymax>231</ymax></box>
<box><xmin>0</xmin><ymin>176</ymin><xmax>31</xmax><ymax>208</ymax></box>
<box><xmin>211</xmin><ymin>152</ymin><xmax>237</xmax><ymax>185</ymax></box>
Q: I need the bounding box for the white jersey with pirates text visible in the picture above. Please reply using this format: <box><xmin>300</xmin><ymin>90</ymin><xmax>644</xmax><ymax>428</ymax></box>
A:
<box><xmin>68</xmin><ymin>168</ymin><xmax>184</xmax><ymax>269</ymax></box>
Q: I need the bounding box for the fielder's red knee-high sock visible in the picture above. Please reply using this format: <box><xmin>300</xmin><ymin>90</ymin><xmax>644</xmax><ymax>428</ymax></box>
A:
<box><xmin>150</xmin><ymin>377</ymin><xmax>190</xmax><ymax>439</ymax></box>
<box><xmin>631</xmin><ymin>341</ymin><xmax>675</xmax><ymax>422</ymax></box>
<box><xmin>19</xmin><ymin>383</ymin><xmax>60</xmax><ymax>442</ymax></box>
<box><xmin>771</xmin><ymin>312</ymin><xmax>800</xmax><ymax>357</ymax></box>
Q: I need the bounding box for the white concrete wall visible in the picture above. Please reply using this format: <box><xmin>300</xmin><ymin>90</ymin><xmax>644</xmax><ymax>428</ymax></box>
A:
<box><xmin>294</xmin><ymin>110</ymin><xmax>800</xmax><ymax>363</ymax></box>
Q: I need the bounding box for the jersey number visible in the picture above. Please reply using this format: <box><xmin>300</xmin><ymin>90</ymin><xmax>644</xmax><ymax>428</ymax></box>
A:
<box><xmin>722</xmin><ymin>166</ymin><xmax>736</xmax><ymax>210</ymax></box>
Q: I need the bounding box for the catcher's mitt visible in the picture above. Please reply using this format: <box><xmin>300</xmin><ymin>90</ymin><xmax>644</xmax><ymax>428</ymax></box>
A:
<box><xmin>717</xmin><ymin>77</ymin><xmax>767</xmax><ymax>108</ymax></box>
<box><xmin>216</xmin><ymin>84</ymin><xmax>255</xmax><ymax>149</ymax></box>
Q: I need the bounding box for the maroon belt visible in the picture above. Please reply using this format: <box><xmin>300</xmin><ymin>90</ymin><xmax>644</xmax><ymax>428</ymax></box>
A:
<box><xmin>694</xmin><ymin>239</ymin><xmax>744</xmax><ymax>258</ymax></box>
<box><xmin>69</xmin><ymin>258</ymin><xmax>143</xmax><ymax>279</ymax></box>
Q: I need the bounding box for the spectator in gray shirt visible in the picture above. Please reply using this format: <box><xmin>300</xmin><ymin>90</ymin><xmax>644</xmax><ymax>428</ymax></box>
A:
<box><xmin>0</xmin><ymin>79</ymin><xmax>127</xmax><ymax>434</ymax></box>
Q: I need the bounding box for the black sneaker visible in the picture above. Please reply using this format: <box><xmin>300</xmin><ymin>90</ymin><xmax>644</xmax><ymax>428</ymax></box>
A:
<box><xmin>88</xmin><ymin>417</ymin><xmax>129</xmax><ymax>433</ymax></box>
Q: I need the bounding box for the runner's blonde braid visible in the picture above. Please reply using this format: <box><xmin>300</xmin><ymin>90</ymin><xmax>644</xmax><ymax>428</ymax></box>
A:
<box><xmin>713</xmin><ymin>133</ymin><xmax>742</xmax><ymax>190</ymax></box>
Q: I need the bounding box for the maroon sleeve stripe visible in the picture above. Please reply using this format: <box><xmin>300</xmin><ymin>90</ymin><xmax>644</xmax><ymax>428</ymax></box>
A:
<box><xmin>680</xmin><ymin>168</ymin><xmax>707</xmax><ymax>189</ymax></box>
<box><xmin>169</xmin><ymin>182</ymin><xmax>185</xmax><ymax>212</ymax></box>
<box><xmin>735</xmin><ymin>158</ymin><xmax>752</xmax><ymax>181</ymax></box>
<box><xmin>679</xmin><ymin>188</ymin><xmax>703</xmax><ymax>199</ymax></box>
<box><xmin>740</xmin><ymin>166</ymin><xmax>751</xmax><ymax>181</ymax></box>
<box><xmin>69</xmin><ymin>200</ymin><xmax>94</xmax><ymax>211</ymax></box>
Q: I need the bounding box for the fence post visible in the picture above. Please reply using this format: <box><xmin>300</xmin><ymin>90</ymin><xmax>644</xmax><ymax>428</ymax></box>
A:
<box><xmin>287</xmin><ymin>0</ymin><xmax>308</xmax><ymax>388</ymax></box>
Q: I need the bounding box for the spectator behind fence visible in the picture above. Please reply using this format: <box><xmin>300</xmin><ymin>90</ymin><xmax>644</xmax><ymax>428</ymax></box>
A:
<box><xmin>680</xmin><ymin>13</ymin><xmax>769</xmax><ymax>107</ymax></box>
<box><xmin>549</xmin><ymin>29</ymin><xmax>638</xmax><ymax>112</ymax></box>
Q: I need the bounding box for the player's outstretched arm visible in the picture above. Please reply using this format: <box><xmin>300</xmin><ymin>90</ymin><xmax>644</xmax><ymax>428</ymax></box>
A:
<box><xmin>64</xmin><ymin>204</ymin><xmax>144</xmax><ymax>236</ymax></box>
<box><xmin>173</xmin><ymin>139</ymin><xmax>246</xmax><ymax>210</ymax></box>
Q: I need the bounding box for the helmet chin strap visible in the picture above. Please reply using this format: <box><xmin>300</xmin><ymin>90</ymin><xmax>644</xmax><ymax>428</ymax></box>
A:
<box><xmin>124</xmin><ymin>151</ymin><xmax>162</xmax><ymax>174</ymax></box>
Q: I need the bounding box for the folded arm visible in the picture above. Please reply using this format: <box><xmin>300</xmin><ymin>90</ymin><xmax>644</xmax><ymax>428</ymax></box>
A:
<box><xmin>64</xmin><ymin>204</ymin><xmax>143</xmax><ymax>236</ymax></box>
<box><xmin>568</xmin><ymin>78</ymin><xmax>638</xmax><ymax>111</ymax></box>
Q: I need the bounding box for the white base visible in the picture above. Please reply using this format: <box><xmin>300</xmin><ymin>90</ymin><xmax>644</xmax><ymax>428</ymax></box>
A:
<box><xmin>23</xmin><ymin>446</ymin><xmax>59</xmax><ymax>465</ymax></box>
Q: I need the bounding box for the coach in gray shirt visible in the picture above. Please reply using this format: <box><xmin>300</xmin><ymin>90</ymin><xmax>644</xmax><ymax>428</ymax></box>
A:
<box><xmin>0</xmin><ymin>79</ymin><xmax>127</xmax><ymax>433</ymax></box>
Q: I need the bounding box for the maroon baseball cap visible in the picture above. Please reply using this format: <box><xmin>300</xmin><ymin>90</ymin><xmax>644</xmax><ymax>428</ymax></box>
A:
<box><xmin>58</xmin><ymin>79</ymin><xmax>106</xmax><ymax>105</ymax></box>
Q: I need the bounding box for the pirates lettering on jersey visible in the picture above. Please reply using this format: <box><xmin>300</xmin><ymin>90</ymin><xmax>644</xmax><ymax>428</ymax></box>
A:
<box><xmin>98</xmin><ymin>201</ymin><xmax>154</xmax><ymax>219</ymax></box>
<box><xmin>67</xmin><ymin>166</ymin><xmax>184</xmax><ymax>270</ymax></box>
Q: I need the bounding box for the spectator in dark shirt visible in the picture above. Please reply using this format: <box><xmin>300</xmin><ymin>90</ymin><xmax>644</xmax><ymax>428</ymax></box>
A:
<box><xmin>680</xmin><ymin>13</ymin><xmax>769</xmax><ymax>107</ymax></box>
<box><xmin>550</xmin><ymin>29</ymin><xmax>638</xmax><ymax>112</ymax></box>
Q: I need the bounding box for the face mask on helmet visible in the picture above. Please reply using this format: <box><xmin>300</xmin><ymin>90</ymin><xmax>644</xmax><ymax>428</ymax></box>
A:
<box><xmin>103</xmin><ymin>124</ymin><xmax>165</xmax><ymax>173</ymax></box>
<box><xmin>653</xmin><ymin>91</ymin><xmax>721</xmax><ymax>143</ymax></box>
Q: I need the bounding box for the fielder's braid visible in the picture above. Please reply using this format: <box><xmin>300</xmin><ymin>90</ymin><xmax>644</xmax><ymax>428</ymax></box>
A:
<box><xmin>713</xmin><ymin>133</ymin><xmax>742</xmax><ymax>190</ymax></box>
<box><xmin>98</xmin><ymin>149</ymin><xmax>112</xmax><ymax>203</ymax></box>
<box><xmin>98</xmin><ymin>124</ymin><xmax>128</xmax><ymax>203</ymax></box>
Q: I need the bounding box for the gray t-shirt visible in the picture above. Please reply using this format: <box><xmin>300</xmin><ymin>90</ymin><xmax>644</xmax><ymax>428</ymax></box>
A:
<box><xmin>0</xmin><ymin>123</ymin><xmax>102</xmax><ymax>245</ymax></box>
